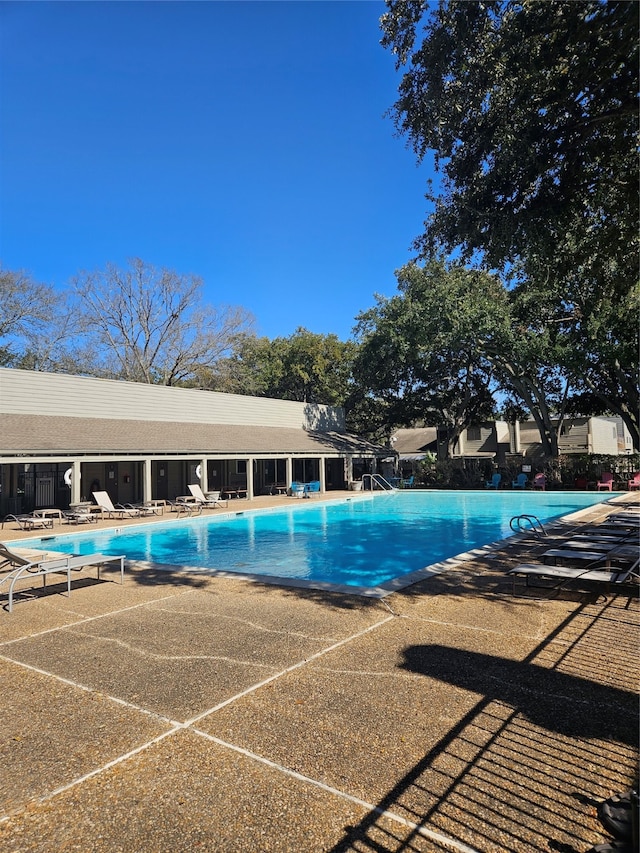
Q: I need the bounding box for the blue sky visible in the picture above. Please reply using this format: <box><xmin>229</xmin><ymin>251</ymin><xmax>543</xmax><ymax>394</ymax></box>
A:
<box><xmin>1</xmin><ymin>0</ymin><xmax>435</xmax><ymax>340</ymax></box>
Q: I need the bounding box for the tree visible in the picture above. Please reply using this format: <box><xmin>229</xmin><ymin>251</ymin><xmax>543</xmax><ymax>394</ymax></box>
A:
<box><xmin>207</xmin><ymin>328</ymin><xmax>358</xmax><ymax>407</ymax></box>
<box><xmin>352</xmin><ymin>261</ymin><xmax>502</xmax><ymax>455</ymax></box>
<box><xmin>0</xmin><ymin>267</ymin><xmax>62</xmax><ymax>365</ymax></box>
<box><xmin>380</xmin><ymin>0</ymin><xmax>639</xmax><ymax>446</ymax></box>
<box><xmin>72</xmin><ymin>258</ymin><xmax>255</xmax><ymax>385</ymax></box>
<box><xmin>488</xmin><ymin>278</ymin><xmax>577</xmax><ymax>458</ymax></box>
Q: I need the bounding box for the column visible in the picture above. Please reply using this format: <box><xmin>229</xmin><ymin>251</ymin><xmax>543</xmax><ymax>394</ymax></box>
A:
<box><xmin>200</xmin><ymin>458</ymin><xmax>208</xmax><ymax>493</ymax></box>
<box><xmin>71</xmin><ymin>460</ymin><xmax>82</xmax><ymax>505</ymax></box>
<box><xmin>143</xmin><ymin>458</ymin><xmax>152</xmax><ymax>503</ymax></box>
<box><xmin>344</xmin><ymin>455</ymin><xmax>353</xmax><ymax>488</ymax></box>
<box><xmin>246</xmin><ymin>457</ymin><xmax>254</xmax><ymax>500</ymax></box>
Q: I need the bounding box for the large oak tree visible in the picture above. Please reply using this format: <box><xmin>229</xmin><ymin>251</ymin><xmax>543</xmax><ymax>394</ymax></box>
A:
<box><xmin>381</xmin><ymin>0</ymin><xmax>639</xmax><ymax>447</ymax></box>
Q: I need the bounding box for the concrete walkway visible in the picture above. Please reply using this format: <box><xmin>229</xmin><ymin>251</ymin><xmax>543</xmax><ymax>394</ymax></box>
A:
<box><xmin>0</xmin><ymin>494</ymin><xmax>638</xmax><ymax>851</ymax></box>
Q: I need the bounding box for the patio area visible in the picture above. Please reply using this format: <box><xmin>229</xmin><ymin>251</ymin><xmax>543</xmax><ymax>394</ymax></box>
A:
<box><xmin>0</xmin><ymin>494</ymin><xmax>638</xmax><ymax>852</ymax></box>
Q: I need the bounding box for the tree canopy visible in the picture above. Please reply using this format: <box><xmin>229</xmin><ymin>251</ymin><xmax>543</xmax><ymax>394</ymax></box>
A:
<box><xmin>72</xmin><ymin>258</ymin><xmax>255</xmax><ymax>385</ymax></box>
<box><xmin>207</xmin><ymin>328</ymin><xmax>357</xmax><ymax>407</ymax></box>
<box><xmin>380</xmin><ymin>0</ymin><xmax>639</xmax><ymax>449</ymax></box>
<box><xmin>381</xmin><ymin>0</ymin><xmax>637</xmax><ymax>284</ymax></box>
<box><xmin>352</xmin><ymin>260</ymin><xmax>501</xmax><ymax>453</ymax></box>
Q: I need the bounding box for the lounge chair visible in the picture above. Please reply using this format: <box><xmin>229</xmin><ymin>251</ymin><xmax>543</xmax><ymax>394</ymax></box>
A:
<box><xmin>1</xmin><ymin>513</ymin><xmax>54</xmax><ymax>531</ymax></box>
<box><xmin>63</xmin><ymin>509</ymin><xmax>98</xmax><ymax>524</ymax></box>
<box><xmin>596</xmin><ymin>472</ymin><xmax>615</xmax><ymax>491</ymax></box>
<box><xmin>304</xmin><ymin>481</ymin><xmax>321</xmax><ymax>497</ymax></box>
<box><xmin>511</xmin><ymin>473</ymin><xmax>528</xmax><ymax>489</ymax></box>
<box><xmin>289</xmin><ymin>482</ymin><xmax>306</xmax><ymax>498</ymax></box>
<box><xmin>542</xmin><ymin>544</ymin><xmax>639</xmax><ymax>568</ymax></box>
<box><xmin>0</xmin><ymin>542</ymin><xmax>32</xmax><ymax>573</ymax></box>
<box><xmin>485</xmin><ymin>473</ymin><xmax>501</xmax><ymax>490</ymax></box>
<box><xmin>92</xmin><ymin>491</ymin><xmax>142</xmax><ymax>518</ymax></box>
<box><xmin>188</xmin><ymin>484</ymin><xmax>228</xmax><ymax>508</ymax></box>
<box><xmin>167</xmin><ymin>498</ymin><xmax>203</xmax><ymax>517</ymax></box>
<box><xmin>0</xmin><ymin>552</ymin><xmax>125</xmax><ymax>613</ymax></box>
<box><xmin>507</xmin><ymin>559</ymin><xmax>639</xmax><ymax>604</ymax></box>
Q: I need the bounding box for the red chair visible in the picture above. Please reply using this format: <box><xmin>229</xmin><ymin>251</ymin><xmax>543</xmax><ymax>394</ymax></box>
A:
<box><xmin>596</xmin><ymin>472</ymin><xmax>614</xmax><ymax>491</ymax></box>
<box><xmin>627</xmin><ymin>472</ymin><xmax>640</xmax><ymax>491</ymax></box>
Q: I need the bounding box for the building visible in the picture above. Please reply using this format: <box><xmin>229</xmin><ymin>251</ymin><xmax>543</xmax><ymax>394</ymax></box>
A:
<box><xmin>393</xmin><ymin>416</ymin><xmax>634</xmax><ymax>468</ymax></box>
<box><xmin>393</xmin><ymin>422</ymin><xmax>511</xmax><ymax>467</ymax></box>
<box><xmin>0</xmin><ymin>368</ymin><xmax>388</xmax><ymax>515</ymax></box>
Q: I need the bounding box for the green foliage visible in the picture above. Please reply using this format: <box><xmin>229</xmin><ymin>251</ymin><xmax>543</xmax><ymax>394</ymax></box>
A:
<box><xmin>380</xmin><ymin>0</ymin><xmax>639</xmax><ymax>449</ymax></box>
<box><xmin>352</xmin><ymin>260</ymin><xmax>501</xmax><ymax>452</ymax></box>
<box><xmin>207</xmin><ymin>328</ymin><xmax>357</xmax><ymax>407</ymax></box>
<box><xmin>382</xmin><ymin>1</ymin><xmax>637</xmax><ymax>283</ymax></box>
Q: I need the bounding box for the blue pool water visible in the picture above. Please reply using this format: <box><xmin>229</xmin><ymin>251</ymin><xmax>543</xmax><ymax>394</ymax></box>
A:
<box><xmin>22</xmin><ymin>490</ymin><xmax>616</xmax><ymax>592</ymax></box>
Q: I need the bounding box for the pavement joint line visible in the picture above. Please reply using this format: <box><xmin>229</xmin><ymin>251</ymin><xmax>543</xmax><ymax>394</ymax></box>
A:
<box><xmin>0</xmin><ymin>589</ymin><xmax>194</xmax><ymax>647</ymax></box>
<box><xmin>183</xmin><ymin>614</ymin><xmax>396</xmax><ymax>726</ymax></box>
<box><xmin>192</xmin><ymin>729</ymin><xmax>483</xmax><ymax>853</ymax></box>
<box><xmin>0</xmin><ymin>727</ymin><xmax>182</xmax><ymax>825</ymax></box>
<box><xmin>0</xmin><ymin>614</ymin><xmax>398</xmax><ymax>827</ymax></box>
<box><xmin>0</xmin><ymin>653</ymin><xmax>182</xmax><ymax>726</ymax></box>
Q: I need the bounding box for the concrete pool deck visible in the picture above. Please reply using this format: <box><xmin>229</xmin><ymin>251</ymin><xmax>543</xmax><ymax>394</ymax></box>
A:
<box><xmin>0</xmin><ymin>492</ymin><xmax>638</xmax><ymax>851</ymax></box>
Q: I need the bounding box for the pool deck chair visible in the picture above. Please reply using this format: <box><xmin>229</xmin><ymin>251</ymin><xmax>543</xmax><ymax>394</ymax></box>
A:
<box><xmin>508</xmin><ymin>557</ymin><xmax>639</xmax><ymax>606</ymax></box>
<box><xmin>485</xmin><ymin>473</ymin><xmax>501</xmax><ymax>490</ymax></box>
<box><xmin>0</xmin><ymin>542</ymin><xmax>33</xmax><ymax>573</ymax></box>
<box><xmin>92</xmin><ymin>491</ymin><xmax>142</xmax><ymax>518</ymax></box>
<box><xmin>1</xmin><ymin>513</ymin><xmax>54</xmax><ymax>531</ymax></box>
<box><xmin>627</xmin><ymin>473</ymin><xmax>640</xmax><ymax>490</ymax></box>
<box><xmin>188</xmin><ymin>484</ymin><xmax>228</xmax><ymax>508</ymax></box>
<box><xmin>0</xmin><ymin>552</ymin><xmax>125</xmax><ymax>612</ymax></box>
<box><xmin>541</xmin><ymin>544</ymin><xmax>640</xmax><ymax>568</ymax></box>
<box><xmin>596</xmin><ymin>472</ymin><xmax>615</xmax><ymax>491</ymax></box>
<box><xmin>533</xmin><ymin>473</ymin><xmax>546</xmax><ymax>491</ymax></box>
<box><xmin>511</xmin><ymin>473</ymin><xmax>528</xmax><ymax>489</ymax></box>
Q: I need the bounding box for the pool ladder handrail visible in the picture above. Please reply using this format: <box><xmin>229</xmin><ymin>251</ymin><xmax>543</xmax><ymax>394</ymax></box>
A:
<box><xmin>510</xmin><ymin>514</ymin><xmax>547</xmax><ymax>538</ymax></box>
<box><xmin>362</xmin><ymin>474</ymin><xmax>397</xmax><ymax>491</ymax></box>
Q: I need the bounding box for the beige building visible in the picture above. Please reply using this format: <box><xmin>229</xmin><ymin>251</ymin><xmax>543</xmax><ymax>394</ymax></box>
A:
<box><xmin>393</xmin><ymin>416</ymin><xmax>634</xmax><ymax>466</ymax></box>
<box><xmin>0</xmin><ymin>368</ymin><xmax>388</xmax><ymax>515</ymax></box>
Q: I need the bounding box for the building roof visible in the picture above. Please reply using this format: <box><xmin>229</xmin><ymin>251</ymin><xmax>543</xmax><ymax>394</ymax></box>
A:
<box><xmin>0</xmin><ymin>414</ymin><xmax>385</xmax><ymax>458</ymax></box>
<box><xmin>392</xmin><ymin>427</ymin><xmax>437</xmax><ymax>455</ymax></box>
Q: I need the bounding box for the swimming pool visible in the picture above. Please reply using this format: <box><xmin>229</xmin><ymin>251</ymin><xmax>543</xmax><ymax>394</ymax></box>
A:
<box><xmin>22</xmin><ymin>490</ymin><xmax>616</xmax><ymax>595</ymax></box>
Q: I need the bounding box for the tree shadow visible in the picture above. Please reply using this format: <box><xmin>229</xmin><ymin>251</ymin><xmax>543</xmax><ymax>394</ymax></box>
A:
<box><xmin>326</xmin><ymin>602</ymin><xmax>639</xmax><ymax>853</ymax></box>
<box><xmin>400</xmin><ymin>644</ymin><xmax>637</xmax><ymax>746</ymax></box>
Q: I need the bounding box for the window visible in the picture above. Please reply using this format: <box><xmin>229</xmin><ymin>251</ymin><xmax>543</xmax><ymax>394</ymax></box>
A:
<box><xmin>467</xmin><ymin>426</ymin><xmax>481</xmax><ymax>442</ymax></box>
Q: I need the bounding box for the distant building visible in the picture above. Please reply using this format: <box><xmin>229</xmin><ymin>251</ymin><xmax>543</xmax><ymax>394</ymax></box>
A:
<box><xmin>0</xmin><ymin>368</ymin><xmax>388</xmax><ymax>514</ymax></box>
<box><xmin>393</xmin><ymin>416</ymin><xmax>634</xmax><ymax>467</ymax></box>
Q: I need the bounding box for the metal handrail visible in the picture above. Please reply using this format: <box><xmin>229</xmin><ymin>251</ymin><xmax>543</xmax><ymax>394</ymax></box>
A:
<box><xmin>362</xmin><ymin>474</ymin><xmax>397</xmax><ymax>492</ymax></box>
<box><xmin>510</xmin><ymin>514</ymin><xmax>547</xmax><ymax>538</ymax></box>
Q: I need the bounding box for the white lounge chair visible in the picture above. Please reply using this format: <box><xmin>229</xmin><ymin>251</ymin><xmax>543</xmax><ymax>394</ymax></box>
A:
<box><xmin>0</xmin><ymin>552</ymin><xmax>125</xmax><ymax>612</ymax></box>
<box><xmin>1</xmin><ymin>513</ymin><xmax>54</xmax><ymax>531</ymax></box>
<box><xmin>188</xmin><ymin>484</ymin><xmax>228</xmax><ymax>508</ymax></box>
<box><xmin>0</xmin><ymin>542</ymin><xmax>32</xmax><ymax>573</ymax></box>
<box><xmin>92</xmin><ymin>491</ymin><xmax>142</xmax><ymax>518</ymax></box>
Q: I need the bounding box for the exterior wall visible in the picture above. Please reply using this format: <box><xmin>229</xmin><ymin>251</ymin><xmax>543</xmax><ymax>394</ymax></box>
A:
<box><xmin>453</xmin><ymin>421</ymin><xmax>509</xmax><ymax>460</ymax></box>
<box><xmin>518</xmin><ymin>421</ymin><xmax>542</xmax><ymax>454</ymax></box>
<box><xmin>398</xmin><ymin>418</ymin><xmax>631</xmax><ymax>459</ymax></box>
<box><xmin>588</xmin><ymin>417</ymin><xmax>620</xmax><ymax>455</ymax></box>
<box><xmin>0</xmin><ymin>368</ymin><xmax>345</xmax><ymax>432</ymax></box>
<box><xmin>558</xmin><ymin>418</ymin><xmax>590</xmax><ymax>453</ymax></box>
